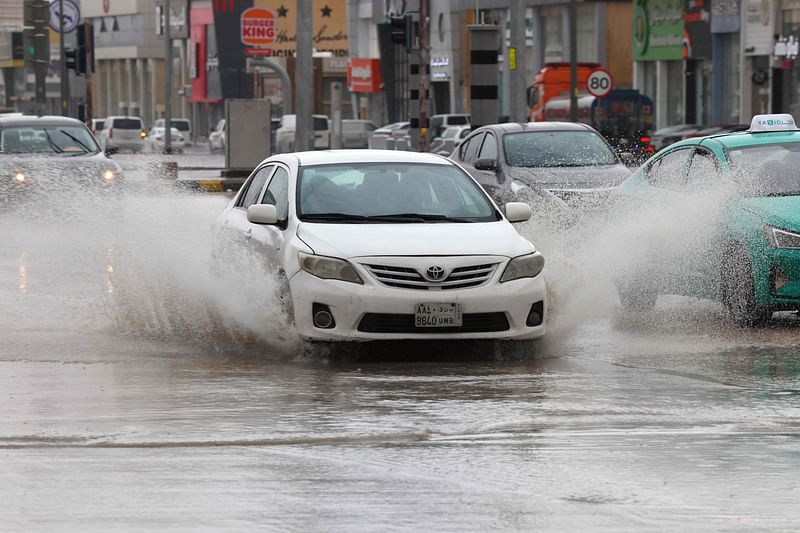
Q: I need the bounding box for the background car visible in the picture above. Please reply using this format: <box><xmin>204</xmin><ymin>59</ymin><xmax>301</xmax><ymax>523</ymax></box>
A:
<box><xmin>369</xmin><ymin>121</ymin><xmax>409</xmax><ymax>149</ymax></box>
<box><xmin>430</xmin><ymin>113</ymin><xmax>471</xmax><ymax>139</ymax></box>
<box><xmin>212</xmin><ymin>150</ymin><xmax>545</xmax><ymax>343</ymax></box>
<box><xmin>96</xmin><ymin>116</ymin><xmax>146</xmax><ymax>153</ymax></box>
<box><xmin>152</xmin><ymin>118</ymin><xmax>192</xmax><ymax>146</ymax></box>
<box><xmin>450</xmin><ymin>122</ymin><xmax>631</xmax><ymax>214</ymax></box>
<box><xmin>275</xmin><ymin>114</ymin><xmax>331</xmax><ymax>153</ymax></box>
<box><xmin>143</xmin><ymin>126</ymin><xmax>185</xmax><ymax>153</ymax></box>
<box><xmin>89</xmin><ymin>118</ymin><xmax>105</xmax><ymax>137</ymax></box>
<box><xmin>430</xmin><ymin>125</ymin><xmax>471</xmax><ymax>155</ymax></box>
<box><xmin>0</xmin><ymin>114</ymin><xmax>124</xmax><ymax>201</ymax></box>
<box><xmin>650</xmin><ymin>124</ymin><xmax>702</xmax><ymax>152</ymax></box>
<box><xmin>341</xmin><ymin>119</ymin><xmax>377</xmax><ymax>149</ymax></box>
<box><xmin>612</xmin><ymin>113</ymin><xmax>800</xmax><ymax>326</ymax></box>
<box><xmin>209</xmin><ymin>118</ymin><xmax>225</xmax><ymax>153</ymax></box>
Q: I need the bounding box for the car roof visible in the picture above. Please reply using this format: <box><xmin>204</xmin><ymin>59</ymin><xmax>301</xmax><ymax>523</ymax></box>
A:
<box><xmin>702</xmin><ymin>129</ymin><xmax>800</xmax><ymax>149</ymax></box>
<box><xmin>0</xmin><ymin>114</ymin><xmax>88</xmax><ymax>128</ymax></box>
<box><xmin>473</xmin><ymin>121</ymin><xmax>594</xmax><ymax>135</ymax></box>
<box><xmin>272</xmin><ymin>149</ymin><xmax>451</xmax><ymax>166</ymax></box>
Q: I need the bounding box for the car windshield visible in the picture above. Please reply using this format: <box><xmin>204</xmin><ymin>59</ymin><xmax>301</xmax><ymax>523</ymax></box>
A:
<box><xmin>727</xmin><ymin>142</ymin><xmax>800</xmax><ymax>197</ymax></box>
<box><xmin>313</xmin><ymin>117</ymin><xmax>329</xmax><ymax>131</ymax></box>
<box><xmin>173</xmin><ymin>121</ymin><xmax>190</xmax><ymax>132</ymax></box>
<box><xmin>503</xmin><ymin>131</ymin><xmax>618</xmax><ymax>167</ymax></box>
<box><xmin>0</xmin><ymin>125</ymin><xmax>99</xmax><ymax>155</ymax></box>
<box><xmin>298</xmin><ymin>162</ymin><xmax>500</xmax><ymax>223</ymax></box>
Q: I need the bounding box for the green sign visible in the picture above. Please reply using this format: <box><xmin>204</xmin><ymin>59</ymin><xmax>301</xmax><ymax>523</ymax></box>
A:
<box><xmin>633</xmin><ymin>0</ymin><xmax>684</xmax><ymax>61</ymax></box>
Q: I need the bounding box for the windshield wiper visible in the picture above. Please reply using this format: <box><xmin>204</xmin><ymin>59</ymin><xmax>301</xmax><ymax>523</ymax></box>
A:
<box><xmin>58</xmin><ymin>129</ymin><xmax>91</xmax><ymax>153</ymax></box>
<box><xmin>300</xmin><ymin>212</ymin><xmax>478</xmax><ymax>223</ymax></box>
<box><xmin>43</xmin><ymin>129</ymin><xmax>63</xmax><ymax>153</ymax></box>
<box><xmin>300</xmin><ymin>213</ymin><xmax>368</xmax><ymax>222</ymax></box>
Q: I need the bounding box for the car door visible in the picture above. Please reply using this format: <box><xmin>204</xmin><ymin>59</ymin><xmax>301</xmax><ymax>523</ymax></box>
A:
<box><xmin>247</xmin><ymin>165</ymin><xmax>290</xmax><ymax>270</ymax></box>
<box><xmin>640</xmin><ymin>146</ymin><xmax>694</xmax><ymax>293</ymax></box>
<box><xmin>683</xmin><ymin>146</ymin><xmax>727</xmax><ymax>298</ymax></box>
<box><xmin>225</xmin><ymin>164</ymin><xmax>276</xmax><ymax>243</ymax></box>
<box><xmin>469</xmin><ymin>132</ymin><xmax>503</xmax><ymax>199</ymax></box>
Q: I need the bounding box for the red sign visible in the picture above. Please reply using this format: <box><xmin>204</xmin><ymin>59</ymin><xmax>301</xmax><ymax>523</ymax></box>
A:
<box><xmin>347</xmin><ymin>58</ymin><xmax>383</xmax><ymax>93</ymax></box>
<box><xmin>241</xmin><ymin>8</ymin><xmax>275</xmax><ymax>46</ymax></box>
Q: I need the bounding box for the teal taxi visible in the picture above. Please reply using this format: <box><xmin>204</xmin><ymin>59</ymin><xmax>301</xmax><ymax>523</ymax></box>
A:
<box><xmin>613</xmin><ymin>114</ymin><xmax>800</xmax><ymax>326</ymax></box>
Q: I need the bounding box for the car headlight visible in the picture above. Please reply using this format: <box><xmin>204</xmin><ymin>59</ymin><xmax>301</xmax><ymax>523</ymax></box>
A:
<box><xmin>500</xmin><ymin>252</ymin><xmax>545</xmax><ymax>283</ymax></box>
<box><xmin>101</xmin><ymin>168</ymin><xmax>117</xmax><ymax>182</ymax></box>
<box><xmin>13</xmin><ymin>171</ymin><xmax>26</xmax><ymax>183</ymax></box>
<box><xmin>765</xmin><ymin>225</ymin><xmax>800</xmax><ymax>249</ymax></box>
<box><xmin>298</xmin><ymin>252</ymin><xmax>363</xmax><ymax>284</ymax></box>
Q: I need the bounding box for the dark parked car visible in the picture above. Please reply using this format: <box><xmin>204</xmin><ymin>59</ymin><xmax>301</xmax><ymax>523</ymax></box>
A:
<box><xmin>449</xmin><ymin>122</ymin><xmax>631</xmax><ymax>215</ymax></box>
<box><xmin>0</xmin><ymin>114</ymin><xmax>124</xmax><ymax>203</ymax></box>
<box><xmin>650</xmin><ymin>124</ymin><xmax>702</xmax><ymax>151</ymax></box>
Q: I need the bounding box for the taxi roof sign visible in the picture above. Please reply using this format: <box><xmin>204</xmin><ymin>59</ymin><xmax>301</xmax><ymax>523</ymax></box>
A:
<box><xmin>749</xmin><ymin>114</ymin><xmax>799</xmax><ymax>132</ymax></box>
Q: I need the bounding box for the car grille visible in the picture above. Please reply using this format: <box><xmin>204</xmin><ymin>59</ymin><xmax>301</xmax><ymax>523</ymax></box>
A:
<box><xmin>358</xmin><ymin>312</ymin><xmax>510</xmax><ymax>333</ymax></box>
<box><xmin>364</xmin><ymin>262</ymin><xmax>498</xmax><ymax>290</ymax></box>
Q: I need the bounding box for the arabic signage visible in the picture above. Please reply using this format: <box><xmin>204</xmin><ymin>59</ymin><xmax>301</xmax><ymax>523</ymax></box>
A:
<box><xmin>347</xmin><ymin>58</ymin><xmax>382</xmax><ymax>93</ymax></box>
<box><xmin>632</xmin><ymin>0</ymin><xmax>684</xmax><ymax>61</ymax></box>
<box><xmin>711</xmin><ymin>0</ymin><xmax>740</xmax><ymax>33</ymax></box>
<box><xmin>742</xmin><ymin>0</ymin><xmax>774</xmax><ymax>55</ymax></box>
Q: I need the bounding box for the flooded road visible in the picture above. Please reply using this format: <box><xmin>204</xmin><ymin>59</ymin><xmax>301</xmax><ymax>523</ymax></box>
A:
<box><xmin>2</xmin><ymin>171</ymin><xmax>800</xmax><ymax>530</ymax></box>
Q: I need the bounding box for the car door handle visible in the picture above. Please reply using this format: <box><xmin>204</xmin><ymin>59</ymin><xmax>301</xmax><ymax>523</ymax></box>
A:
<box><xmin>245</xmin><ymin>229</ymin><xmax>252</xmax><ymax>240</ymax></box>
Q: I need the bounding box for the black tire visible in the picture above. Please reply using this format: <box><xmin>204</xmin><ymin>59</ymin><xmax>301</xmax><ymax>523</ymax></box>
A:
<box><xmin>616</xmin><ymin>279</ymin><xmax>657</xmax><ymax>311</ymax></box>
<box><xmin>721</xmin><ymin>244</ymin><xmax>772</xmax><ymax>327</ymax></box>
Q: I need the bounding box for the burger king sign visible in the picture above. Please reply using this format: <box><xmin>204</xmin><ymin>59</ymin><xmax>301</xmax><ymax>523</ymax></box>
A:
<box><xmin>241</xmin><ymin>7</ymin><xmax>276</xmax><ymax>46</ymax></box>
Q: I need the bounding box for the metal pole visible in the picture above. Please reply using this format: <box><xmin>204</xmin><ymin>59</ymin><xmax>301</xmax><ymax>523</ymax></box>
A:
<box><xmin>85</xmin><ymin>22</ymin><xmax>93</xmax><ymax>123</ymax></box>
<box><xmin>418</xmin><ymin>0</ymin><xmax>429</xmax><ymax>152</ymax></box>
<box><xmin>164</xmin><ymin>0</ymin><xmax>172</xmax><ymax>152</ymax></box>
<box><xmin>568</xmin><ymin>0</ymin><xmax>577</xmax><ymax>122</ymax></box>
<box><xmin>509</xmin><ymin>0</ymin><xmax>527</xmax><ymax>122</ymax></box>
<box><xmin>59</xmin><ymin>0</ymin><xmax>68</xmax><ymax>116</ymax></box>
<box><xmin>331</xmin><ymin>81</ymin><xmax>342</xmax><ymax>149</ymax></box>
<box><xmin>295</xmin><ymin>0</ymin><xmax>313</xmax><ymax>152</ymax></box>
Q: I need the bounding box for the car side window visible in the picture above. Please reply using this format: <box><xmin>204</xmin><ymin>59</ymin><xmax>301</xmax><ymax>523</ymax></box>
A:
<box><xmin>238</xmin><ymin>165</ymin><xmax>275</xmax><ymax>209</ymax></box>
<box><xmin>261</xmin><ymin>166</ymin><xmax>289</xmax><ymax>220</ymax></box>
<box><xmin>647</xmin><ymin>148</ymin><xmax>692</xmax><ymax>190</ymax></box>
<box><xmin>461</xmin><ymin>133</ymin><xmax>484</xmax><ymax>163</ymax></box>
<box><xmin>686</xmin><ymin>148</ymin><xmax>721</xmax><ymax>186</ymax></box>
<box><xmin>478</xmin><ymin>133</ymin><xmax>497</xmax><ymax>160</ymax></box>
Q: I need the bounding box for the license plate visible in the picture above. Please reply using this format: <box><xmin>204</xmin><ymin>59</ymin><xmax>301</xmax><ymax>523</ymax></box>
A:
<box><xmin>414</xmin><ymin>303</ymin><xmax>462</xmax><ymax>328</ymax></box>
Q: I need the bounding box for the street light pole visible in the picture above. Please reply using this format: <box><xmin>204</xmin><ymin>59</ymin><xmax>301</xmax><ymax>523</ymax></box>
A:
<box><xmin>59</xmin><ymin>0</ymin><xmax>69</xmax><ymax>116</ymax></box>
<box><xmin>164</xmin><ymin>0</ymin><xmax>172</xmax><ymax>152</ymax></box>
<box><xmin>295</xmin><ymin>0</ymin><xmax>312</xmax><ymax>152</ymax></box>
<box><xmin>568</xmin><ymin>0</ymin><xmax>577</xmax><ymax>122</ymax></box>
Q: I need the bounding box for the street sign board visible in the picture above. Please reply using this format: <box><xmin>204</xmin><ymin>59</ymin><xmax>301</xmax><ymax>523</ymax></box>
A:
<box><xmin>586</xmin><ymin>68</ymin><xmax>613</xmax><ymax>98</ymax></box>
<box><xmin>49</xmin><ymin>0</ymin><xmax>80</xmax><ymax>33</ymax></box>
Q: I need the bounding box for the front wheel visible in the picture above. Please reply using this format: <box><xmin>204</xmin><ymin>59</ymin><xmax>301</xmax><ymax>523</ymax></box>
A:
<box><xmin>721</xmin><ymin>245</ymin><xmax>772</xmax><ymax>327</ymax></box>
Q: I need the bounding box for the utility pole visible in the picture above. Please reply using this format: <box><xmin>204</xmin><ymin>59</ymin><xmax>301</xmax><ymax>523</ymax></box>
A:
<box><xmin>509</xmin><ymin>0</ymin><xmax>527</xmax><ymax>122</ymax></box>
<box><xmin>164</xmin><ymin>0</ymin><xmax>173</xmax><ymax>152</ymax></box>
<box><xmin>59</xmin><ymin>0</ymin><xmax>69</xmax><ymax>116</ymax></box>
<box><xmin>418</xmin><ymin>0</ymin><xmax>429</xmax><ymax>152</ymax></box>
<box><xmin>568</xmin><ymin>0</ymin><xmax>577</xmax><ymax>122</ymax></box>
<box><xmin>295</xmin><ymin>0</ymin><xmax>313</xmax><ymax>152</ymax></box>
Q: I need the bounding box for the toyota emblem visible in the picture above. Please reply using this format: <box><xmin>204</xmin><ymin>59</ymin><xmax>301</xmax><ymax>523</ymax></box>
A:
<box><xmin>425</xmin><ymin>266</ymin><xmax>446</xmax><ymax>281</ymax></box>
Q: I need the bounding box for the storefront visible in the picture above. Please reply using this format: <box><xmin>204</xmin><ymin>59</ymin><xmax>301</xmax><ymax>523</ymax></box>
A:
<box><xmin>632</xmin><ymin>0</ymin><xmax>685</xmax><ymax>128</ymax></box>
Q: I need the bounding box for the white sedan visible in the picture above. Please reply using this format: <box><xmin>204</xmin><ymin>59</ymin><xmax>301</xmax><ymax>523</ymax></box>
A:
<box><xmin>212</xmin><ymin>150</ymin><xmax>546</xmax><ymax>342</ymax></box>
<box><xmin>143</xmin><ymin>126</ymin><xmax>185</xmax><ymax>153</ymax></box>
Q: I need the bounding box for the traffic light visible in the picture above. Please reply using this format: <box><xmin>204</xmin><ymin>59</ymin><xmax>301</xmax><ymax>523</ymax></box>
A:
<box><xmin>390</xmin><ymin>14</ymin><xmax>414</xmax><ymax>50</ymax></box>
<box><xmin>65</xmin><ymin>49</ymin><xmax>77</xmax><ymax>72</ymax></box>
<box><xmin>75</xmin><ymin>25</ymin><xmax>88</xmax><ymax>74</ymax></box>
<box><xmin>23</xmin><ymin>0</ymin><xmax>50</xmax><ymax>66</ymax></box>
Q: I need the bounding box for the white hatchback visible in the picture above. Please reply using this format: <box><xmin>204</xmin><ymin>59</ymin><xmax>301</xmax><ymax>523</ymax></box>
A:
<box><xmin>212</xmin><ymin>150</ymin><xmax>546</xmax><ymax>342</ymax></box>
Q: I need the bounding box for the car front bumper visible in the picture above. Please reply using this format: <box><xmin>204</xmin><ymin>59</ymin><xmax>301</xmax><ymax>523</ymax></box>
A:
<box><xmin>288</xmin><ymin>270</ymin><xmax>546</xmax><ymax>342</ymax></box>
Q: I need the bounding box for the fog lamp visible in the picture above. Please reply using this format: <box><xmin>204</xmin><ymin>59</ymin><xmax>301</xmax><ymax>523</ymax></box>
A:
<box><xmin>772</xmin><ymin>267</ymin><xmax>790</xmax><ymax>291</ymax></box>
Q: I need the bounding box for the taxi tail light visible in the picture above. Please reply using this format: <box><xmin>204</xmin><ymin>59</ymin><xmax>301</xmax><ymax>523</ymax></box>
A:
<box><xmin>646</xmin><ymin>145</ymin><xmax>655</xmax><ymax>152</ymax></box>
<box><xmin>640</xmin><ymin>136</ymin><xmax>651</xmax><ymax>144</ymax></box>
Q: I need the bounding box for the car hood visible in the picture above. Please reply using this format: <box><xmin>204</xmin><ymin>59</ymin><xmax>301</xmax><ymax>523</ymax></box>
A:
<box><xmin>296</xmin><ymin>221</ymin><xmax>534</xmax><ymax>259</ymax></box>
<box><xmin>507</xmin><ymin>164</ymin><xmax>631</xmax><ymax>189</ymax></box>
<box><xmin>740</xmin><ymin>196</ymin><xmax>800</xmax><ymax>230</ymax></box>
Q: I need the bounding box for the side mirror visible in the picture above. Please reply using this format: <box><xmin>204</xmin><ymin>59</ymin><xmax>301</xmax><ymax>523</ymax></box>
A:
<box><xmin>247</xmin><ymin>204</ymin><xmax>279</xmax><ymax>225</ymax></box>
<box><xmin>104</xmin><ymin>144</ymin><xmax>120</xmax><ymax>156</ymax></box>
<box><xmin>505</xmin><ymin>202</ymin><xmax>532</xmax><ymax>223</ymax></box>
<box><xmin>474</xmin><ymin>158</ymin><xmax>498</xmax><ymax>171</ymax></box>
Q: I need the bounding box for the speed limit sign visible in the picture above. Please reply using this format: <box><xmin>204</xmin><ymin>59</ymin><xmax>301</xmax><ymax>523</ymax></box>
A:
<box><xmin>586</xmin><ymin>69</ymin><xmax>613</xmax><ymax>98</ymax></box>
